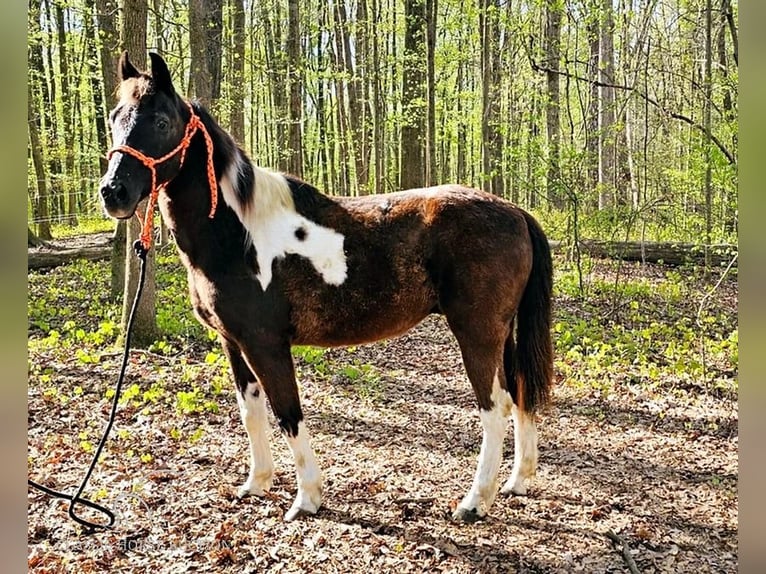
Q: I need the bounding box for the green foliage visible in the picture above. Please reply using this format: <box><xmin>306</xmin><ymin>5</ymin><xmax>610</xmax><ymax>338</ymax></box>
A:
<box><xmin>553</xmin><ymin>260</ymin><xmax>737</xmax><ymax>396</ymax></box>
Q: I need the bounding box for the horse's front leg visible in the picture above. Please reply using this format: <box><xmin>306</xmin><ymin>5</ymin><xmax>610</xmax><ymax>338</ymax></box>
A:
<box><xmin>238</xmin><ymin>340</ymin><xmax>322</xmax><ymax>521</ymax></box>
<box><xmin>221</xmin><ymin>338</ymin><xmax>275</xmax><ymax>498</ymax></box>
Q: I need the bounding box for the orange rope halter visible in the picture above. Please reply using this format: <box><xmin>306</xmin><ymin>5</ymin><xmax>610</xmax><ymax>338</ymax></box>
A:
<box><xmin>106</xmin><ymin>102</ymin><xmax>218</xmax><ymax>251</ymax></box>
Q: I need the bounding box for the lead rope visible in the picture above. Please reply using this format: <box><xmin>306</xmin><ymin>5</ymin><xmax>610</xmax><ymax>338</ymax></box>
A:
<box><xmin>28</xmin><ymin>240</ymin><xmax>150</xmax><ymax>532</ymax></box>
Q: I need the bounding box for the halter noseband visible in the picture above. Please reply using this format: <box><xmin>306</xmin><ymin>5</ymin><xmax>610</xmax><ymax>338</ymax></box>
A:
<box><xmin>106</xmin><ymin>101</ymin><xmax>218</xmax><ymax>251</ymax></box>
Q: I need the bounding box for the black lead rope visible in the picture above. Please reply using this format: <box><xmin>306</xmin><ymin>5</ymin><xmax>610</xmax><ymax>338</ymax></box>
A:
<box><xmin>28</xmin><ymin>241</ymin><xmax>149</xmax><ymax>533</ymax></box>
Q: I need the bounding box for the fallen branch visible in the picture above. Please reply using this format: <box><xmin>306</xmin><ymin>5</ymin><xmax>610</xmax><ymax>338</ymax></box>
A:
<box><xmin>605</xmin><ymin>530</ymin><xmax>641</xmax><ymax>574</ymax></box>
<box><xmin>551</xmin><ymin>240</ymin><xmax>737</xmax><ymax>267</ymax></box>
<box><xmin>27</xmin><ymin>245</ymin><xmax>112</xmax><ymax>270</ymax></box>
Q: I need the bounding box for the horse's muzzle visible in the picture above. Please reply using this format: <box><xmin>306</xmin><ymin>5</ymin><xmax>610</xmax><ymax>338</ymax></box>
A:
<box><xmin>99</xmin><ymin>179</ymin><xmax>136</xmax><ymax>219</ymax></box>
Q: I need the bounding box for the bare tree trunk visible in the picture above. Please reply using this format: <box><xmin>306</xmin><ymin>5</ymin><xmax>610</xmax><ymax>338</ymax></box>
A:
<box><xmin>189</xmin><ymin>0</ymin><xmax>223</xmax><ymax>109</ymax></box>
<box><xmin>586</xmin><ymin>7</ymin><xmax>599</xmax><ymax>207</ymax></box>
<box><xmin>425</xmin><ymin>0</ymin><xmax>437</xmax><ymax>186</ymax></box>
<box><xmin>703</xmin><ymin>0</ymin><xmax>713</xmax><ymax>270</ymax></box>
<box><xmin>480</xmin><ymin>0</ymin><xmax>503</xmax><ymax>196</ymax></box>
<box><xmin>95</xmin><ymin>0</ymin><xmax>124</xmax><ymax>296</ymax></box>
<box><xmin>456</xmin><ymin>60</ymin><xmax>466</xmax><ymax>185</ymax></box>
<box><xmin>371</xmin><ymin>0</ymin><xmax>384</xmax><ymax>194</ymax></box>
<box><xmin>598</xmin><ymin>0</ymin><xmax>616</xmax><ymax>209</ymax></box>
<box><xmin>120</xmin><ymin>0</ymin><xmax>157</xmax><ymax>346</ymax></box>
<box><xmin>545</xmin><ymin>0</ymin><xmax>562</xmax><ymax>208</ymax></box>
<box><xmin>54</xmin><ymin>2</ymin><xmax>78</xmax><ymax>226</ymax></box>
<box><xmin>230</xmin><ymin>0</ymin><xmax>246</xmax><ymax>144</ymax></box>
<box><xmin>331</xmin><ymin>2</ymin><xmax>351</xmax><ymax>196</ymax></box>
<box><xmin>400</xmin><ymin>0</ymin><xmax>426</xmax><ymax>190</ymax></box>
<box><xmin>84</xmin><ymin>0</ymin><xmax>109</xmax><ymax>175</ymax></box>
<box><xmin>29</xmin><ymin>0</ymin><xmax>52</xmax><ymax>239</ymax></box>
<box><xmin>286</xmin><ymin>0</ymin><xmax>303</xmax><ymax>176</ymax></box>
<box><xmin>41</xmin><ymin>0</ymin><xmax>64</xmax><ymax>225</ymax></box>
<box><xmin>28</xmin><ymin>81</ymin><xmax>52</xmax><ymax>241</ymax></box>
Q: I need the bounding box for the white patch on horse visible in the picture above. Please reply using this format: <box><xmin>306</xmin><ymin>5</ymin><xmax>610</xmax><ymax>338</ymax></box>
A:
<box><xmin>500</xmin><ymin>403</ymin><xmax>538</xmax><ymax>496</ymax></box>
<box><xmin>283</xmin><ymin>421</ymin><xmax>322</xmax><ymax>521</ymax></box>
<box><xmin>235</xmin><ymin>381</ymin><xmax>274</xmax><ymax>498</ymax></box>
<box><xmin>456</xmin><ymin>376</ymin><xmax>512</xmax><ymax>517</ymax></box>
<box><xmin>219</xmin><ymin>159</ymin><xmax>347</xmax><ymax>291</ymax></box>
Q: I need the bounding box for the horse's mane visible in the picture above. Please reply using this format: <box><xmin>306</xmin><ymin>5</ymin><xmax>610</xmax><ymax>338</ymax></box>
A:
<box><xmin>189</xmin><ymin>101</ymin><xmax>299</xmax><ymax>245</ymax></box>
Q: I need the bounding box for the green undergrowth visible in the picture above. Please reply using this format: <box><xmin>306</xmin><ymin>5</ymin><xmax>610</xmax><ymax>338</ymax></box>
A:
<box><xmin>28</xmin><ymin>249</ymin><xmax>738</xmax><ymax>423</ymax></box>
<box><xmin>552</xmin><ymin>257</ymin><xmax>738</xmax><ymax>397</ymax></box>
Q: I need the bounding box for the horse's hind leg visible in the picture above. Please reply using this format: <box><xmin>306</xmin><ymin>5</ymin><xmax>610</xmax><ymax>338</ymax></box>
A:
<box><xmin>501</xmin><ymin>404</ymin><xmax>538</xmax><ymax>496</ymax></box>
<box><xmin>449</xmin><ymin>325</ymin><xmax>513</xmax><ymax>522</ymax></box>
<box><xmin>237</xmin><ymin>341</ymin><xmax>322</xmax><ymax>521</ymax></box>
<box><xmin>221</xmin><ymin>338</ymin><xmax>274</xmax><ymax>497</ymax></box>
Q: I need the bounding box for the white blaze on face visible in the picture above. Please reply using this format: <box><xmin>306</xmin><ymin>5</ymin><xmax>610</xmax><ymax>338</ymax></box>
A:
<box><xmin>219</xmin><ymin>158</ymin><xmax>347</xmax><ymax>291</ymax></box>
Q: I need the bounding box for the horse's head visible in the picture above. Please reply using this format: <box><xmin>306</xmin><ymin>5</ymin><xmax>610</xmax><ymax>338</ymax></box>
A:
<box><xmin>99</xmin><ymin>52</ymin><xmax>188</xmax><ymax>219</ymax></box>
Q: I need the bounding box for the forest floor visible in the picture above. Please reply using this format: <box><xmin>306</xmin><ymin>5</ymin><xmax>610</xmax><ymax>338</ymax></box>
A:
<box><xmin>27</xmin><ymin>234</ymin><xmax>738</xmax><ymax>573</ymax></box>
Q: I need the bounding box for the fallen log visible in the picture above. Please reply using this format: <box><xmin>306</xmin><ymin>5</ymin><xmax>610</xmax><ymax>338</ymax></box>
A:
<box><xmin>28</xmin><ymin>245</ymin><xmax>112</xmax><ymax>270</ymax></box>
<box><xmin>552</xmin><ymin>240</ymin><xmax>737</xmax><ymax>267</ymax></box>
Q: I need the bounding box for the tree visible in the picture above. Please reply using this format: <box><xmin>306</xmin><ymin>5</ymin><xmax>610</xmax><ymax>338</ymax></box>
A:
<box><xmin>54</xmin><ymin>0</ymin><xmax>78</xmax><ymax>225</ymax></box>
<box><xmin>28</xmin><ymin>0</ymin><xmax>52</xmax><ymax>240</ymax></box>
<box><xmin>189</xmin><ymin>0</ymin><xmax>224</xmax><ymax>108</ymax></box>
<box><xmin>286</xmin><ymin>0</ymin><xmax>303</xmax><ymax>176</ymax></box>
<box><xmin>229</xmin><ymin>0</ymin><xmax>246</xmax><ymax>144</ymax></box>
<box><xmin>598</xmin><ymin>0</ymin><xmax>616</xmax><ymax>209</ymax></box>
<box><xmin>544</xmin><ymin>0</ymin><xmax>563</xmax><ymax>208</ymax></box>
<box><xmin>119</xmin><ymin>0</ymin><xmax>158</xmax><ymax>346</ymax></box>
<box><xmin>480</xmin><ymin>0</ymin><xmax>503</xmax><ymax>196</ymax></box>
<box><xmin>400</xmin><ymin>0</ymin><xmax>427</xmax><ymax>190</ymax></box>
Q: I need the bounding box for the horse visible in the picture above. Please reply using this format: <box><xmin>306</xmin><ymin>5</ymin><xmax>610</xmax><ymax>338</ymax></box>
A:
<box><xmin>99</xmin><ymin>52</ymin><xmax>554</xmax><ymax>523</ymax></box>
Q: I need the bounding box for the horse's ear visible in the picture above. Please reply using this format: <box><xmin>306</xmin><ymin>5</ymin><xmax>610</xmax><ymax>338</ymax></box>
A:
<box><xmin>118</xmin><ymin>51</ymin><xmax>140</xmax><ymax>81</ymax></box>
<box><xmin>149</xmin><ymin>52</ymin><xmax>175</xmax><ymax>95</ymax></box>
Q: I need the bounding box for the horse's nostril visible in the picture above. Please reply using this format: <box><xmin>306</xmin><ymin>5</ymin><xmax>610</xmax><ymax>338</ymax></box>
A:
<box><xmin>100</xmin><ymin>180</ymin><xmax>127</xmax><ymax>202</ymax></box>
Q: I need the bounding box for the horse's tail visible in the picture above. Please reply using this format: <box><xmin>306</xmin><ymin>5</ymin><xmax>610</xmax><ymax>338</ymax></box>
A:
<box><xmin>505</xmin><ymin>211</ymin><xmax>554</xmax><ymax>414</ymax></box>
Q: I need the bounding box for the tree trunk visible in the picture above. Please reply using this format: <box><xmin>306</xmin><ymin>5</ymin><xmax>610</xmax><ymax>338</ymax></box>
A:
<box><xmin>55</xmin><ymin>2</ymin><xmax>78</xmax><ymax>226</ymax></box>
<box><xmin>96</xmin><ymin>0</ymin><xmax>119</xmax><ymax>104</ymax></box>
<box><xmin>230</xmin><ymin>0</ymin><xmax>246</xmax><ymax>144</ymax></box>
<box><xmin>425</xmin><ymin>0</ymin><xmax>437</xmax><ymax>186</ymax></box>
<box><xmin>84</xmin><ymin>0</ymin><xmax>109</xmax><ymax>174</ymax></box>
<box><xmin>286</xmin><ymin>0</ymin><xmax>303</xmax><ymax>176</ymax></box>
<box><xmin>120</xmin><ymin>0</ymin><xmax>157</xmax><ymax>347</ymax></box>
<box><xmin>28</xmin><ymin>0</ymin><xmax>52</xmax><ymax>240</ymax></box>
<box><xmin>189</xmin><ymin>0</ymin><xmax>223</xmax><ymax>109</ymax></box>
<box><xmin>586</xmin><ymin>7</ymin><xmax>599</xmax><ymax>206</ymax></box>
<box><xmin>371</xmin><ymin>0</ymin><xmax>384</xmax><ymax>194</ymax></box>
<box><xmin>400</xmin><ymin>0</ymin><xmax>426</xmax><ymax>190</ymax></box>
<box><xmin>28</xmin><ymin>81</ymin><xmax>52</xmax><ymax>241</ymax></box>
<box><xmin>331</xmin><ymin>2</ymin><xmax>351</xmax><ymax>196</ymax></box>
<box><xmin>703</xmin><ymin>0</ymin><xmax>713</xmax><ymax>270</ymax></box>
<box><xmin>598</xmin><ymin>0</ymin><xmax>616</xmax><ymax>209</ymax></box>
<box><xmin>545</xmin><ymin>0</ymin><xmax>562</xmax><ymax>208</ymax></box>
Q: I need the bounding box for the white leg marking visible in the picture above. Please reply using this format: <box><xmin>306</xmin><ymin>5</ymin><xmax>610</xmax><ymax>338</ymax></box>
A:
<box><xmin>501</xmin><ymin>404</ymin><xmax>538</xmax><ymax>496</ymax></box>
<box><xmin>236</xmin><ymin>382</ymin><xmax>274</xmax><ymax>498</ymax></box>
<box><xmin>456</xmin><ymin>378</ymin><xmax>512</xmax><ymax>518</ymax></box>
<box><xmin>284</xmin><ymin>422</ymin><xmax>322</xmax><ymax>521</ymax></box>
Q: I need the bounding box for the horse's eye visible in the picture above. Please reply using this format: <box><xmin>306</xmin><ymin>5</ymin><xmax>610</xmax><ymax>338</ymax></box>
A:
<box><xmin>156</xmin><ymin>117</ymin><xmax>169</xmax><ymax>131</ymax></box>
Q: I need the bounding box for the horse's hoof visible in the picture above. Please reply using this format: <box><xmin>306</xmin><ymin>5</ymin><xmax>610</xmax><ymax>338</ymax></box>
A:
<box><xmin>236</xmin><ymin>485</ymin><xmax>267</xmax><ymax>499</ymax></box>
<box><xmin>500</xmin><ymin>483</ymin><xmax>527</xmax><ymax>497</ymax></box>
<box><xmin>452</xmin><ymin>506</ymin><xmax>484</xmax><ymax>523</ymax></box>
<box><xmin>284</xmin><ymin>503</ymin><xmax>319</xmax><ymax>522</ymax></box>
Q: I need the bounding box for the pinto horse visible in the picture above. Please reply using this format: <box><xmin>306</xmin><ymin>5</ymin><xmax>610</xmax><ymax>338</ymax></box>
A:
<box><xmin>99</xmin><ymin>52</ymin><xmax>554</xmax><ymax>522</ymax></box>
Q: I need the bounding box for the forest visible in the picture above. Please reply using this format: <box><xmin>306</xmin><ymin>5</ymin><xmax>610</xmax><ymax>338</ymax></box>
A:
<box><xmin>28</xmin><ymin>0</ymin><xmax>738</xmax><ymax>572</ymax></box>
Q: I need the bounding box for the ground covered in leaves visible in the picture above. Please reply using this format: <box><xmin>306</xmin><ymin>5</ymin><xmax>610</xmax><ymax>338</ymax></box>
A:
<box><xmin>28</xmin><ymin>237</ymin><xmax>738</xmax><ymax>573</ymax></box>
